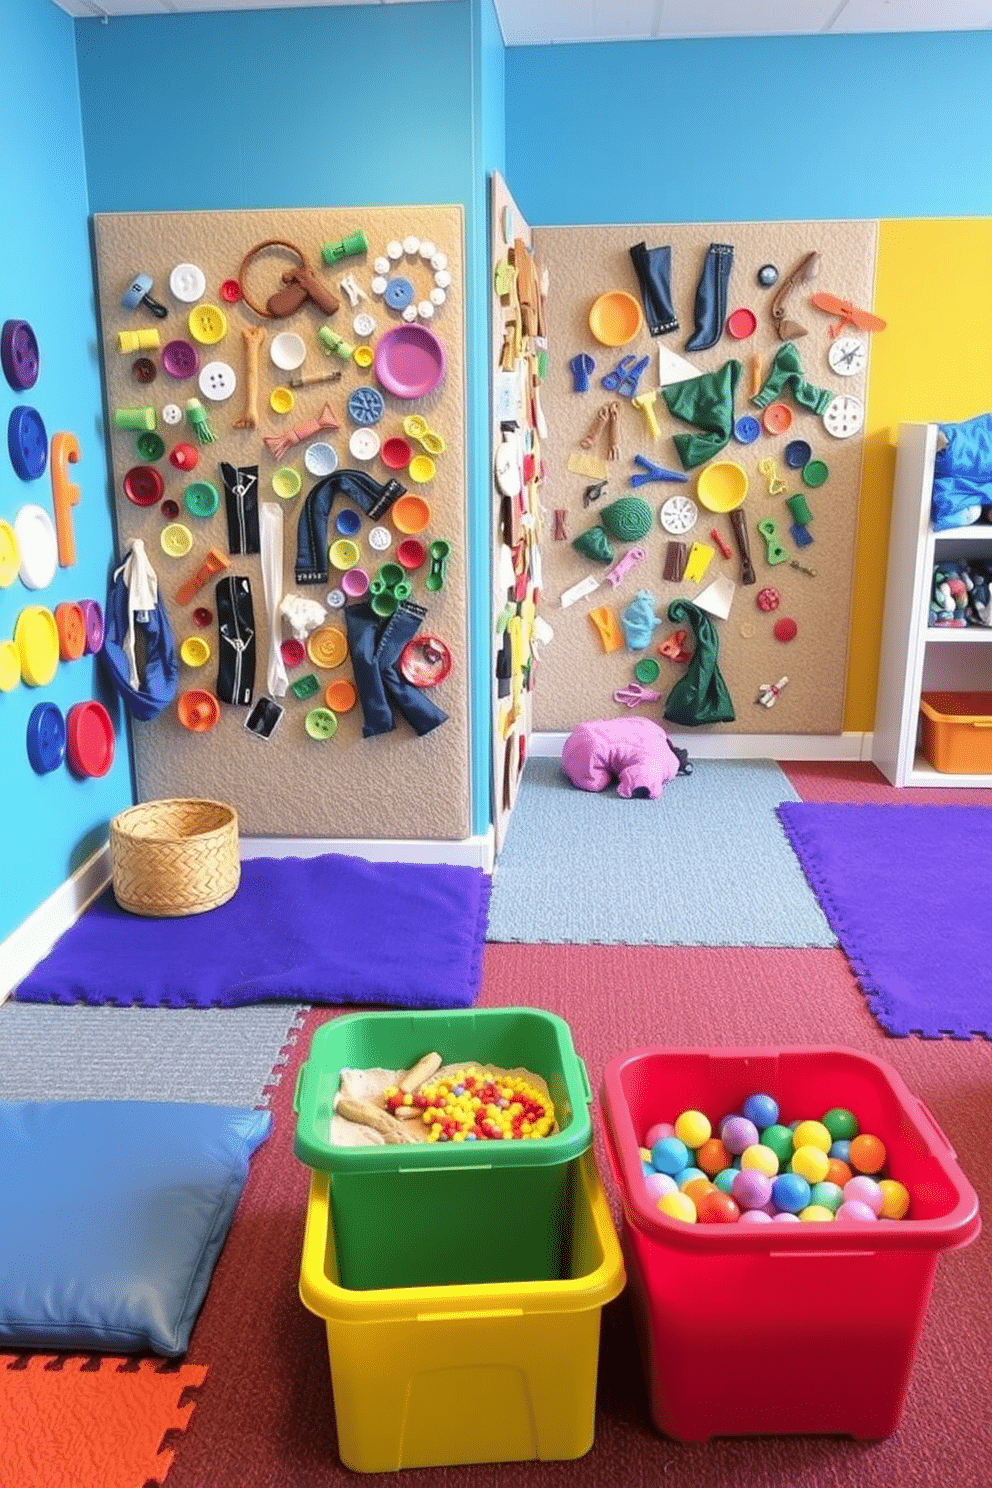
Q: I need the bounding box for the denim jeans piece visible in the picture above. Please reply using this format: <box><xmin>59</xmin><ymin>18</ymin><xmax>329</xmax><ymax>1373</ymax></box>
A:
<box><xmin>344</xmin><ymin>600</ymin><xmax>448</xmax><ymax>738</ymax></box>
<box><xmin>685</xmin><ymin>243</ymin><xmax>734</xmax><ymax>353</ymax></box>
<box><xmin>294</xmin><ymin>470</ymin><xmax>405</xmax><ymax>585</ymax></box>
<box><xmin>628</xmin><ymin>242</ymin><xmax>678</xmax><ymax>336</ymax></box>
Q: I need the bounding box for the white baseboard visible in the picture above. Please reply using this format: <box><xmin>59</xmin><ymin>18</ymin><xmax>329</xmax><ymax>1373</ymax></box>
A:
<box><xmin>240</xmin><ymin>831</ymin><xmax>496</xmax><ymax>874</ymax></box>
<box><xmin>529</xmin><ymin>731</ymin><xmax>872</xmax><ymax>762</ymax></box>
<box><xmin>0</xmin><ymin>844</ymin><xmax>112</xmax><ymax>1005</ymax></box>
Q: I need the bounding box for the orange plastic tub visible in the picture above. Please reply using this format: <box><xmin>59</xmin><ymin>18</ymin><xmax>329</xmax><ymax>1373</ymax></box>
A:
<box><xmin>919</xmin><ymin>691</ymin><xmax>992</xmax><ymax>774</ymax></box>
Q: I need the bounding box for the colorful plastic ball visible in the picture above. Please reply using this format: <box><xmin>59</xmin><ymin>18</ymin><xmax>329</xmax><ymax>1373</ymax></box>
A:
<box><xmin>843</xmin><ymin>1175</ymin><xmax>884</xmax><ymax>1214</ymax></box>
<box><xmin>713</xmin><ymin>1167</ymin><xmax>737</xmax><ymax>1195</ymax></box>
<box><xmin>658</xmin><ymin>1191</ymin><xmax>697</xmax><ymax>1224</ymax></box>
<box><xmin>721</xmin><ymin>1116</ymin><xmax>760</xmax><ymax>1155</ymax></box>
<box><xmin>695</xmin><ymin>1137</ymin><xmax>732</xmax><ymax>1176</ymax></box>
<box><xmin>740</xmin><ymin>1143</ymin><xmax>779</xmax><ymax>1177</ymax></box>
<box><xmin>639</xmin><ymin>1147</ymin><xmax>653</xmax><ymax>1164</ymax></box>
<box><xmin>742</xmin><ymin>1092</ymin><xmax>779</xmax><ymax>1129</ymax></box>
<box><xmin>799</xmin><ymin>1204</ymin><xmax>835</xmax><ymax>1222</ymax></box>
<box><xmin>877</xmin><ymin>1178</ymin><xmax>911</xmax><ymax>1219</ymax></box>
<box><xmin>644</xmin><ymin>1171</ymin><xmax>678</xmax><ymax>1203</ymax></box>
<box><xmin>790</xmin><ymin>1144</ymin><xmax>830</xmax><ymax>1185</ymax></box>
<box><xmin>731</xmin><ymin>1168</ymin><xmax>773</xmax><ymax>1210</ymax></box>
<box><xmin>674</xmin><ymin>1109</ymin><xmax>712</xmax><ymax>1149</ymax></box>
<box><xmin>696</xmin><ymin>1189</ymin><xmax>740</xmax><ymax>1224</ymax></box>
<box><xmin>792</xmin><ymin>1119</ymin><xmax>832</xmax><ymax>1154</ymax></box>
<box><xmin>644</xmin><ymin>1121</ymin><xmax>675</xmax><ymax>1148</ymax></box>
<box><xmin>826</xmin><ymin>1157</ymin><xmax>853</xmax><ymax>1188</ymax></box>
<box><xmin>821</xmin><ymin>1106</ymin><xmax>859</xmax><ymax>1141</ymax></box>
<box><xmin>641</xmin><ymin>1160</ymin><xmax>654</xmax><ymax>1176</ymax></box>
<box><xmin>829</xmin><ymin>1139</ymin><xmax>851</xmax><ymax>1164</ymax></box>
<box><xmin>760</xmin><ymin>1123</ymin><xmax>795</xmax><ymax>1165</ymax></box>
<box><xmin>651</xmin><ymin>1136</ymin><xmax>690</xmax><ymax>1175</ymax></box>
<box><xmin>849</xmin><ymin>1133</ymin><xmax>887</xmax><ymax>1175</ymax></box>
<box><xmin>809</xmin><ymin>1180</ymin><xmax>844</xmax><ymax>1214</ymax></box>
<box><xmin>836</xmin><ymin>1199</ymin><xmax>878</xmax><ymax>1223</ymax></box>
<box><xmin>772</xmin><ymin>1171</ymin><xmax>811</xmax><ymax>1214</ymax></box>
<box><xmin>772</xmin><ymin>1210</ymin><xmax>801</xmax><ymax>1223</ymax></box>
<box><xmin>739</xmin><ymin>1208</ymin><xmax>774</xmax><ymax>1224</ymax></box>
<box><xmin>682</xmin><ymin>1177</ymin><xmax>716</xmax><ymax>1208</ymax></box>
<box><xmin>676</xmin><ymin>1167</ymin><xmax>707</xmax><ymax>1191</ymax></box>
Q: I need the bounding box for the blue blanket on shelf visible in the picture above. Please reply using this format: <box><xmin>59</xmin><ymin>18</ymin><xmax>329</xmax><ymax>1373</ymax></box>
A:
<box><xmin>15</xmin><ymin>854</ymin><xmax>491</xmax><ymax>1010</ymax></box>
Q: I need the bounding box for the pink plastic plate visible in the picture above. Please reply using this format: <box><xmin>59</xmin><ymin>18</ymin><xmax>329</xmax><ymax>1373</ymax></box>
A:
<box><xmin>374</xmin><ymin>325</ymin><xmax>446</xmax><ymax>400</ymax></box>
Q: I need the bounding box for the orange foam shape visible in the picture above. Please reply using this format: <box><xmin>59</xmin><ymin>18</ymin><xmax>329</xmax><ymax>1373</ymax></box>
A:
<box><xmin>0</xmin><ymin>1355</ymin><xmax>207</xmax><ymax>1488</ymax></box>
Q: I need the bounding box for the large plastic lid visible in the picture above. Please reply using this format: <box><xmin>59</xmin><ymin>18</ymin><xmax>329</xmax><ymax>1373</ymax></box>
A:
<box><xmin>66</xmin><ymin>701</ymin><xmax>115</xmax><ymax>778</ymax></box>
<box><xmin>14</xmin><ymin>606</ymin><xmax>59</xmax><ymax>686</ymax></box>
<box><xmin>293</xmin><ymin>1006</ymin><xmax>592</xmax><ymax>1176</ymax></box>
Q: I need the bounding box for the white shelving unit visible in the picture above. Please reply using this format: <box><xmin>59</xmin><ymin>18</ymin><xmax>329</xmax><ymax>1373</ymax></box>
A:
<box><xmin>873</xmin><ymin>422</ymin><xmax>992</xmax><ymax>787</ymax></box>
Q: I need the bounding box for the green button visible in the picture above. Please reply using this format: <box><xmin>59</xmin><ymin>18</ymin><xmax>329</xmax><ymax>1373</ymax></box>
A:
<box><xmin>634</xmin><ymin>658</ymin><xmax>660</xmax><ymax>684</ymax></box>
<box><xmin>184</xmin><ymin>480</ymin><xmax>220</xmax><ymax>518</ymax></box>
<box><xmin>305</xmin><ymin>707</ymin><xmax>338</xmax><ymax>740</ymax></box>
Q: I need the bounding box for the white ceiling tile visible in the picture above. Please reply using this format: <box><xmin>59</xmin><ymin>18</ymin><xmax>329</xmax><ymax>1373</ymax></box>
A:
<box><xmin>827</xmin><ymin>0</ymin><xmax>992</xmax><ymax>31</ymax></box>
<box><xmin>652</xmin><ymin>0</ymin><xmax>840</xmax><ymax>39</ymax></box>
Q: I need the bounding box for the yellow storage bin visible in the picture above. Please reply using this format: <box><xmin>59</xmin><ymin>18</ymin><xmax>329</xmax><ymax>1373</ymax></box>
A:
<box><xmin>299</xmin><ymin>1147</ymin><xmax>624</xmax><ymax>1473</ymax></box>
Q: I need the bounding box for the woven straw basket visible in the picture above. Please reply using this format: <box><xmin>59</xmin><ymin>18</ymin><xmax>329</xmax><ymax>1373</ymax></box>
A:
<box><xmin>110</xmin><ymin>798</ymin><xmax>240</xmax><ymax>917</ymax></box>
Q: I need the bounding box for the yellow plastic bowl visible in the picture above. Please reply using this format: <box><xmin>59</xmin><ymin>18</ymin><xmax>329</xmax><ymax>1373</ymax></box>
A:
<box><xmin>696</xmin><ymin>460</ymin><xmax>749</xmax><ymax>513</ymax></box>
<box><xmin>588</xmin><ymin>291</ymin><xmax>643</xmax><ymax>347</ymax></box>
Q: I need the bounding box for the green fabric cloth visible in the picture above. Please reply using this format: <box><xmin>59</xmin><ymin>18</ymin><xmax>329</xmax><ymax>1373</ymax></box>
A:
<box><xmin>751</xmin><ymin>341</ymin><xmax>833</xmax><ymax>415</ymax></box>
<box><xmin>662</xmin><ymin>361</ymin><xmax>742</xmax><ymax>470</ymax></box>
<box><xmin>662</xmin><ymin>598</ymin><xmax>735</xmax><ymax>726</ymax></box>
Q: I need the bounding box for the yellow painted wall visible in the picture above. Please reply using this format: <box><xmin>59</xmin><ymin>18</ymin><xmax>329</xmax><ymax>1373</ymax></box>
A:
<box><xmin>846</xmin><ymin>218</ymin><xmax>992</xmax><ymax>730</ymax></box>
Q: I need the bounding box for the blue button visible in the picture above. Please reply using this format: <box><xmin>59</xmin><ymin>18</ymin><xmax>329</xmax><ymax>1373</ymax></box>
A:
<box><xmin>26</xmin><ymin>701</ymin><xmax>66</xmax><ymax>774</ymax></box>
<box><xmin>8</xmin><ymin>405</ymin><xmax>48</xmax><ymax>480</ymax></box>
<box><xmin>384</xmin><ymin>277</ymin><xmax>414</xmax><ymax>310</ymax></box>
<box><xmin>733</xmin><ymin>416</ymin><xmax>760</xmax><ymax>445</ymax></box>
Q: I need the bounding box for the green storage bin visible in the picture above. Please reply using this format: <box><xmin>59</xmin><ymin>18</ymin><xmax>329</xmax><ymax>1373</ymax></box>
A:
<box><xmin>293</xmin><ymin>1007</ymin><xmax>592</xmax><ymax>1291</ymax></box>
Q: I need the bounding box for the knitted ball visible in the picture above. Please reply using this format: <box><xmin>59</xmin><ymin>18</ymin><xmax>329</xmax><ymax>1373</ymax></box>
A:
<box><xmin>572</xmin><ymin>525</ymin><xmax>615</xmax><ymax>563</ymax></box>
<box><xmin>600</xmin><ymin>496</ymin><xmax>653</xmax><ymax>542</ymax></box>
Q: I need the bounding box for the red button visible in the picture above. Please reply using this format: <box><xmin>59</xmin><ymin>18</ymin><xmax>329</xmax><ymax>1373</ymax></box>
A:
<box><xmin>66</xmin><ymin>700</ymin><xmax>115</xmax><ymax>778</ymax></box>
<box><xmin>123</xmin><ymin>465</ymin><xmax>164</xmax><ymax>506</ymax></box>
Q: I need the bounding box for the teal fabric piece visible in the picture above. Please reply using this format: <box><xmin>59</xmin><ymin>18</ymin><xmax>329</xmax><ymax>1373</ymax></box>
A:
<box><xmin>662</xmin><ymin>360</ymin><xmax>742</xmax><ymax>469</ymax></box>
<box><xmin>662</xmin><ymin>598</ymin><xmax>735</xmax><ymax>726</ymax></box>
<box><xmin>572</xmin><ymin>524</ymin><xmax>614</xmax><ymax>563</ymax></box>
<box><xmin>751</xmin><ymin>341</ymin><xmax>833</xmax><ymax>415</ymax></box>
<box><xmin>621</xmin><ymin>590</ymin><xmax>662</xmax><ymax>649</ymax></box>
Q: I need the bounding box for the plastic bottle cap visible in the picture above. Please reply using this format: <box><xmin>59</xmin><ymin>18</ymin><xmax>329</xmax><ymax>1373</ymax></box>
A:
<box><xmin>391</xmin><ymin>494</ymin><xmax>431</xmax><ymax>533</ymax></box>
<box><xmin>325</xmin><ymin>679</ymin><xmax>357</xmax><ymax>713</ymax></box>
<box><xmin>170</xmin><ymin>263</ymin><xmax>207</xmax><ymax>302</ymax></box>
<box><xmin>784</xmin><ymin>439</ymin><xmax>813</xmax><ymax>469</ymax></box>
<box><xmin>329</xmin><ymin>539</ymin><xmax>360</xmax><ymax>571</ymax></box>
<box><xmin>198</xmin><ymin>361</ymin><xmax>237</xmax><ymax>401</ymax></box>
<box><xmin>183</xmin><ymin>480</ymin><xmax>220</xmax><ymax>518</ymax></box>
<box><xmin>335</xmin><ymin>508</ymin><xmax>362</xmax><ymax>536</ymax></box>
<box><xmin>0</xmin><ymin>638</ymin><xmax>21</xmax><ymax>692</ymax></box>
<box><xmin>353</xmin><ymin>345</ymin><xmax>374</xmax><ymax>369</ymax></box>
<box><xmin>341</xmin><ymin>567</ymin><xmax>369</xmax><ymax>598</ymax></box>
<box><xmin>381</xmin><ymin>437</ymin><xmax>412</xmax><ymax>470</ymax></box>
<box><xmin>170</xmin><ymin>442</ymin><xmax>199</xmax><ymax>471</ymax></box>
<box><xmin>27</xmin><ymin>701</ymin><xmax>66</xmax><ymax>773</ymax></box>
<box><xmin>348</xmin><ymin>428</ymin><xmax>380</xmax><ymax>461</ymax></box>
<box><xmin>270</xmin><ymin>332</ymin><xmax>307</xmax><ymax>371</ymax></box>
<box><xmin>272</xmin><ymin>466</ymin><xmax>301</xmax><ymax>499</ymax></box>
<box><xmin>281</xmin><ymin>638</ymin><xmax>306</xmax><ymax>668</ymax></box>
<box><xmin>408</xmin><ymin>455</ymin><xmax>436</xmax><ymax>485</ymax></box>
<box><xmin>180</xmin><ymin>635</ymin><xmax>211</xmax><ymax>667</ymax></box>
<box><xmin>762</xmin><ymin>402</ymin><xmax>792</xmax><ymax>434</ymax></box>
<box><xmin>304</xmin><ymin>441</ymin><xmax>338</xmax><ymax>476</ymax></box>
<box><xmin>802</xmin><ymin>459</ymin><xmax>829</xmax><ymax>487</ymax></box>
<box><xmin>270</xmin><ymin>386</ymin><xmax>295</xmax><ymax>415</ymax></box>
<box><xmin>368</xmin><ymin>525</ymin><xmax>392</xmax><ymax>551</ymax></box>
<box><xmin>397</xmin><ymin>538</ymin><xmax>427</xmax><ymax>570</ymax></box>
<box><xmin>634</xmin><ymin>657</ymin><xmax>661</xmax><ymax>684</ymax></box>
<box><xmin>187</xmin><ymin>304</ymin><xmax>227</xmax><ymax>345</ymax></box>
<box><xmin>726</xmin><ymin>308</ymin><xmax>757</xmax><ymax>339</ymax></box>
<box><xmin>14</xmin><ymin>505</ymin><xmax>58</xmax><ymax>588</ymax></box>
<box><xmin>305</xmin><ymin>707</ymin><xmax>338</xmax><ymax>740</ymax></box>
<box><xmin>161</xmin><ymin>523</ymin><xmax>194</xmax><ymax>557</ymax></box>
<box><xmin>177</xmin><ymin>689</ymin><xmax>220</xmax><ymax>731</ymax></box>
<box><xmin>347</xmin><ymin>387</ymin><xmax>385</xmax><ymax>425</ymax></box>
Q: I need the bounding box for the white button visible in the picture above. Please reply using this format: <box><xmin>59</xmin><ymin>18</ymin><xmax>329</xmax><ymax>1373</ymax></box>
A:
<box><xmin>198</xmin><ymin>361</ymin><xmax>237</xmax><ymax>401</ymax></box>
<box><xmin>368</xmin><ymin>525</ymin><xmax>392</xmax><ymax>551</ymax></box>
<box><xmin>349</xmin><ymin>428</ymin><xmax>380</xmax><ymax>461</ymax></box>
<box><xmin>373</xmin><ymin>256</ymin><xmax>391</xmax><ymax>275</ymax></box>
<box><xmin>325</xmin><ymin>588</ymin><xmax>346</xmax><ymax>609</ymax></box>
<box><xmin>371</xmin><ymin>276</ymin><xmax>388</xmax><ymax>296</ymax></box>
<box><xmin>304</xmin><ymin>441</ymin><xmax>338</xmax><ymax>476</ymax></box>
<box><xmin>170</xmin><ymin>262</ymin><xmax>207</xmax><ymax>302</ymax></box>
<box><xmin>430</xmin><ymin>252</ymin><xmax>448</xmax><ymax>272</ymax></box>
<box><xmin>270</xmin><ymin>332</ymin><xmax>307</xmax><ymax>371</ymax></box>
<box><xmin>353</xmin><ymin>312</ymin><xmax>377</xmax><ymax>337</ymax></box>
<box><xmin>401</xmin><ymin>304</ymin><xmax>418</xmax><ymax>323</ymax></box>
<box><xmin>417</xmin><ymin>301</ymin><xmax>434</xmax><ymax>320</ymax></box>
<box><xmin>386</xmin><ymin>241</ymin><xmax>403</xmax><ymax>260</ymax></box>
<box><xmin>419</xmin><ymin>240</ymin><xmax>437</xmax><ymax>260</ymax></box>
<box><xmin>162</xmin><ymin>402</ymin><xmax>183</xmax><ymax>425</ymax></box>
<box><xmin>429</xmin><ymin>287</ymin><xmax>447</xmax><ymax>306</ymax></box>
<box><xmin>434</xmin><ymin>269</ymin><xmax>452</xmax><ymax>289</ymax></box>
<box><xmin>402</xmin><ymin>235</ymin><xmax>421</xmax><ymax>256</ymax></box>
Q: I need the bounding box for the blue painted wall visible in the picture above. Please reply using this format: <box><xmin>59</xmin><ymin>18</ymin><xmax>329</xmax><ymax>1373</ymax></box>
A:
<box><xmin>0</xmin><ymin>0</ymin><xmax>128</xmax><ymax>946</ymax></box>
<box><xmin>75</xmin><ymin>0</ymin><xmax>498</xmax><ymax>839</ymax></box>
<box><xmin>505</xmin><ymin>32</ymin><xmax>992</xmax><ymax>225</ymax></box>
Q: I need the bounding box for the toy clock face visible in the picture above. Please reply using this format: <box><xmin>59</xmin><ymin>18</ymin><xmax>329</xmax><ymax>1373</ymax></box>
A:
<box><xmin>822</xmin><ymin>393</ymin><xmax>864</xmax><ymax>439</ymax></box>
<box><xmin>827</xmin><ymin>335</ymin><xmax>867</xmax><ymax>377</ymax></box>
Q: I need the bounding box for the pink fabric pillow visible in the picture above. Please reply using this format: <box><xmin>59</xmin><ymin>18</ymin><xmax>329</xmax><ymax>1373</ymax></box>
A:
<box><xmin>561</xmin><ymin>717</ymin><xmax>681</xmax><ymax>799</ymax></box>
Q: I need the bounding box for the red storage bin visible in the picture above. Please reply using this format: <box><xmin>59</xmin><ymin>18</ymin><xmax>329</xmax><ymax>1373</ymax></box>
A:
<box><xmin>599</xmin><ymin>1046</ymin><xmax>980</xmax><ymax>1442</ymax></box>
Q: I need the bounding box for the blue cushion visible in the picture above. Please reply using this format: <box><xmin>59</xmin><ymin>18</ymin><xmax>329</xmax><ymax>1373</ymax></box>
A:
<box><xmin>0</xmin><ymin>1101</ymin><xmax>271</xmax><ymax>1356</ymax></box>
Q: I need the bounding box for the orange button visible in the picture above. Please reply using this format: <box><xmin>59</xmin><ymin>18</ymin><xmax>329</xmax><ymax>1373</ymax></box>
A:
<box><xmin>55</xmin><ymin>601</ymin><xmax>86</xmax><ymax>660</ymax></box>
<box><xmin>306</xmin><ymin>625</ymin><xmax>348</xmax><ymax>669</ymax></box>
<box><xmin>762</xmin><ymin>402</ymin><xmax>792</xmax><ymax>434</ymax></box>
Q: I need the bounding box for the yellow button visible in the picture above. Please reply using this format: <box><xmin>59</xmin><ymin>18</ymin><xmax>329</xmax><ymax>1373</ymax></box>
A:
<box><xmin>14</xmin><ymin>606</ymin><xmax>59</xmax><ymax>687</ymax></box>
<box><xmin>0</xmin><ymin>638</ymin><xmax>21</xmax><ymax>692</ymax></box>
<box><xmin>0</xmin><ymin>520</ymin><xmax>20</xmax><ymax>588</ymax></box>
<box><xmin>306</xmin><ymin>625</ymin><xmax>348</xmax><ymax>669</ymax></box>
<box><xmin>187</xmin><ymin>304</ymin><xmax>228</xmax><ymax>345</ymax></box>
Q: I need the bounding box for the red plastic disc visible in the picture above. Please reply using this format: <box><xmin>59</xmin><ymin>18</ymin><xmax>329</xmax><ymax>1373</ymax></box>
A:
<box><xmin>66</xmin><ymin>700</ymin><xmax>115</xmax><ymax>778</ymax></box>
<box><xmin>726</xmin><ymin>307</ymin><xmax>757</xmax><ymax>340</ymax></box>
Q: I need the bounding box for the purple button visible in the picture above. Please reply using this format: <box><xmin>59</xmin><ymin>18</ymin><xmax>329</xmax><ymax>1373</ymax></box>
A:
<box><xmin>1</xmin><ymin>320</ymin><xmax>40</xmax><ymax>392</ymax></box>
<box><xmin>79</xmin><ymin>599</ymin><xmax>105</xmax><ymax>654</ymax></box>
<box><xmin>162</xmin><ymin>339</ymin><xmax>200</xmax><ymax>379</ymax></box>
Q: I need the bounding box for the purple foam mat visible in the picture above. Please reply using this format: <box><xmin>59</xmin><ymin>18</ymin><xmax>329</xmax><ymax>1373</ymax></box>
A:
<box><xmin>777</xmin><ymin>802</ymin><xmax>991</xmax><ymax>1039</ymax></box>
<box><xmin>15</xmin><ymin>853</ymin><xmax>491</xmax><ymax>1010</ymax></box>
